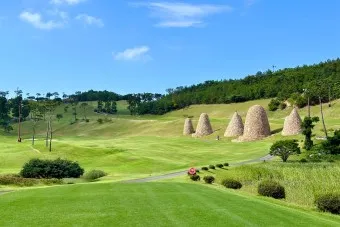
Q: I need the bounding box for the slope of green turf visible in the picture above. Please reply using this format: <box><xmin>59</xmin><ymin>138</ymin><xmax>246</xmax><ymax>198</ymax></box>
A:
<box><xmin>0</xmin><ymin>182</ymin><xmax>339</xmax><ymax>227</ymax></box>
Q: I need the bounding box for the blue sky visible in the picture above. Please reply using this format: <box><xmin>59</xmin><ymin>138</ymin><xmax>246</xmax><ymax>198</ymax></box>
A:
<box><xmin>0</xmin><ymin>0</ymin><xmax>339</xmax><ymax>96</ymax></box>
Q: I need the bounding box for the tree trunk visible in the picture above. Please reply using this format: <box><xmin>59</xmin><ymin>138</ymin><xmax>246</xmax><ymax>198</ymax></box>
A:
<box><xmin>307</xmin><ymin>97</ymin><xmax>310</xmax><ymax>118</ymax></box>
<box><xmin>32</xmin><ymin>125</ymin><xmax>35</xmax><ymax>146</ymax></box>
<box><xmin>319</xmin><ymin>96</ymin><xmax>328</xmax><ymax>137</ymax></box>
<box><xmin>49</xmin><ymin>120</ymin><xmax>52</xmax><ymax>152</ymax></box>
<box><xmin>46</xmin><ymin>121</ymin><xmax>49</xmax><ymax>147</ymax></box>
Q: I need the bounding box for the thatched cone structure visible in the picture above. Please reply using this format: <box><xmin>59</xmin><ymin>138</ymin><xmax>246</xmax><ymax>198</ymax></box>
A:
<box><xmin>282</xmin><ymin>108</ymin><xmax>302</xmax><ymax>136</ymax></box>
<box><xmin>224</xmin><ymin>112</ymin><xmax>244</xmax><ymax>137</ymax></box>
<box><xmin>192</xmin><ymin>113</ymin><xmax>213</xmax><ymax>137</ymax></box>
<box><xmin>183</xmin><ymin>118</ymin><xmax>195</xmax><ymax>135</ymax></box>
<box><xmin>239</xmin><ymin>105</ymin><xmax>271</xmax><ymax>141</ymax></box>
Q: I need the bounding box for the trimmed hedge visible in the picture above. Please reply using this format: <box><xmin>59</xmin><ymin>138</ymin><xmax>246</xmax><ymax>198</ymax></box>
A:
<box><xmin>223</xmin><ymin>163</ymin><xmax>229</xmax><ymax>167</ymax></box>
<box><xmin>20</xmin><ymin>158</ymin><xmax>84</xmax><ymax>179</ymax></box>
<box><xmin>203</xmin><ymin>175</ymin><xmax>215</xmax><ymax>184</ymax></box>
<box><xmin>315</xmin><ymin>193</ymin><xmax>340</xmax><ymax>214</ymax></box>
<box><xmin>216</xmin><ymin>164</ymin><xmax>223</xmax><ymax>168</ymax></box>
<box><xmin>221</xmin><ymin>178</ymin><xmax>242</xmax><ymax>189</ymax></box>
<box><xmin>258</xmin><ymin>180</ymin><xmax>285</xmax><ymax>199</ymax></box>
<box><xmin>201</xmin><ymin>167</ymin><xmax>209</xmax><ymax>171</ymax></box>
<box><xmin>209</xmin><ymin>165</ymin><xmax>216</xmax><ymax>170</ymax></box>
<box><xmin>84</xmin><ymin>170</ymin><xmax>107</xmax><ymax>181</ymax></box>
<box><xmin>190</xmin><ymin>174</ymin><xmax>201</xmax><ymax>181</ymax></box>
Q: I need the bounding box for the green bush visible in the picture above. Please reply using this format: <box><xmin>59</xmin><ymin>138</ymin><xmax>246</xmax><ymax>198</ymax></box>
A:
<box><xmin>190</xmin><ymin>174</ymin><xmax>200</xmax><ymax>181</ymax></box>
<box><xmin>195</xmin><ymin>169</ymin><xmax>200</xmax><ymax>173</ymax></box>
<box><xmin>20</xmin><ymin>158</ymin><xmax>84</xmax><ymax>179</ymax></box>
<box><xmin>97</xmin><ymin>118</ymin><xmax>103</xmax><ymax>124</ymax></box>
<box><xmin>223</xmin><ymin>163</ymin><xmax>229</xmax><ymax>167</ymax></box>
<box><xmin>258</xmin><ymin>180</ymin><xmax>285</xmax><ymax>199</ymax></box>
<box><xmin>201</xmin><ymin>167</ymin><xmax>209</xmax><ymax>171</ymax></box>
<box><xmin>216</xmin><ymin>164</ymin><xmax>223</xmax><ymax>168</ymax></box>
<box><xmin>315</xmin><ymin>193</ymin><xmax>340</xmax><ymax>214</ymax></box>
<box><xmin>221</xmin><ymin>178</ymin><xmax>242</xmax><ymax>189</ymax></box>
<box><xmin>299</xmin><ymin>158</ymin><xmax>308</xmax><ymax>163</ymax></box>
<box><xmin>84</xmin><ymin>170</ymin><xmax>107</xmax><ymax>181</ymax></box>
<box><xmin>268</xmin><ymin>98</ymin><xmax>280</xmax><ymax>111</ymax></box>
<box><xmin>209</xmin><ymin>165</ymin><xmax>215</xmax><ymax>170</ymax></box>
<box><xmin>203</xmin><ymin>175</ymin><xmax>215</xmax><ymax>184</ymax></box>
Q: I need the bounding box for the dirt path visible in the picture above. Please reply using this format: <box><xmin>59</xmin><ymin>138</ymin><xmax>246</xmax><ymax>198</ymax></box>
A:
<box><xmin>122</xmin><ymin>154</ymin><xmax>274</xmax><ymax>183</ymax></box>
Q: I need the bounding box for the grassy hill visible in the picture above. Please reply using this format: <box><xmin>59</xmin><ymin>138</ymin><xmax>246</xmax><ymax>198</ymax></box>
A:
<box><xmin>1</xmin><ymin>99</ymin><xmax>340</xmax><ymax>225</ymax></box>
<box><xmin>1</xmin><ymin>99</ymin><xmax>339</xmax><ymax>178</ymax></box>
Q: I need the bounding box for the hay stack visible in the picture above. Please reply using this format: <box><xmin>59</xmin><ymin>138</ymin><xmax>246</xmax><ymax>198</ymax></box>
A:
<box><xmin>183</xmin><ymin>118</ymin><xmax>195</xmax><ymax>135</ymax></box>
<box><xmin>224</xmin><ymin>112</ymin><xmax>244</xmax><ymax>137</ymax></box>
<box><xmin>193</xmin><ymin>113</ymin><xmax>213</xmax><ymax>137</ymax></box>
<box><xmin>282</xmin><ymin>108</ymin><xmax>302</xmax><ymax>136</ymax></box>
<box><xmin>239</xmin><ymin>105</ymin><xmax>271</xmax><ymax>141</ymax></box>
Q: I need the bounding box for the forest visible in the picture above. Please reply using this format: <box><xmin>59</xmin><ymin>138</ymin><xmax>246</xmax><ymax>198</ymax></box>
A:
<box><xmin>128</xmin><ymin>58</ymin><xmax>340</xmax><ymax>115</ymax></box>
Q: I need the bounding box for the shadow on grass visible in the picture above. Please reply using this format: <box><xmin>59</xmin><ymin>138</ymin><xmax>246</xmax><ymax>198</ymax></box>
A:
<box><xmin>271</xmin><ymin>128</ymin><xmax>283</xmax><ymax>134</ymax></box>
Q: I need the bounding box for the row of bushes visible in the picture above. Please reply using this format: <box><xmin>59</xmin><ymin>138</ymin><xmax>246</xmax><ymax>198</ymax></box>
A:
<box><xmin>201</xmin><ymin>163</ymin><xmax>229</xmax><ymax>171</ymax></box>
<box><xmin>190</xmin><ymin>169</ymin><xmax>340</xmax><ymax>215</ymax></box>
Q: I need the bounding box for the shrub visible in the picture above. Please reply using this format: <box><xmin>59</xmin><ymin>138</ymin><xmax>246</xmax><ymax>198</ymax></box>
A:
<box><xmin>299</xmin><ymin>158</ymin><xmax>308</xmax><ymax>163</ymax></box>
<box><xmin>97</xmin><ymin>118</ymin><xmax>103</xmax><ymax>124</ymax></box>
<box><xmin>258</xmin><ymin>180</ymin><xmax>285</xmax><ymax>199</ymax></box>
<box><xmin>203</xmin><ymin>175</ymin><xmax>215</xmax><ymax>184</ymax></box>
<box><xmin>315</xmin><ymin>193</ymin><xmax>340</xmax><ymax>214</ymax></box>
<box><xmin>190</xmin><ymin>174</ymin><xmax>201</xmax><ymax>181</ymax></box>
<box><xmin>216</xmin><ymin>164</ymin><xmax>223</xmax><ymax>168</ymax></box>
<box><xmin>221</xmin><ymin>178</ymin><xmax>242</xmax><ymax>189</ymax></box>
<box><xmin>201</xmin><ymin>167</ymin><xmax>209</xmax><ymax>171</ymax></box>
<box><xmin>223</xmin><ymin>163</ymin><xmax>229</xmax><ymax>167</ymax></box>
<box><xmin>85</xmin><ymin>119</ymin><xmax>90</xmax><ymax>123</ymax></box>
<box><xmin>209</xmin><ymin>165</ymin><xmax>215</xmax><ymax>170</ymax></box>
<box><xmin>84</xmin><ymin>170</ymin><xmax>107</xmax><ymax>181</ymax></box>
<box><xmin>20</xmin><ymin>158</ymin><xmax>84</xmax><ymax>179</ymax></box>
<box><xmin>268</xmin><ymin>98</ymin><xmax>280</xmax><ymax>111</ymax></box>
<box><xmin>195</xmin><ymin>169</ymin><xmax>200</xmax><ymax>173</ymax></box>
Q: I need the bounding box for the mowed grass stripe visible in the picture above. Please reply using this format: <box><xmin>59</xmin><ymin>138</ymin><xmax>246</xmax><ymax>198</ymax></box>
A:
<box><xmin>0</xmin><ymin>182</ymin><xmax>339</xmax><ymax>227</ymax></box>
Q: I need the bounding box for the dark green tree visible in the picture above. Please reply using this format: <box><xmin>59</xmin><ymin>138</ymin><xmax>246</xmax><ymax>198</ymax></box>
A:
<box><xmin>269</xmin><ymin>140</ymin><xmax>301</xmax><ymax>162</ymax></box>
<box><xmin>301</xmin><ymin>117</ymin><xmax>319</xmax><ymax>150</ymax></box>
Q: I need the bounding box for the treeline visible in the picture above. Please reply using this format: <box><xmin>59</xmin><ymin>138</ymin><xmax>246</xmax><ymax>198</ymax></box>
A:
<box><xmin>129</xmin><ymin>58</ymin><xmax>340</xmax><ymax>115</ymax></box>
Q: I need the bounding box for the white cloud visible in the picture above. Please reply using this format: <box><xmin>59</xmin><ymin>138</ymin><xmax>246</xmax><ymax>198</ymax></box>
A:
<box><xmin>113</xmin><ymin>46</ymin><xmax>151</xmax><ymax>61</ymax></box>
<box><xmin>132</xmin><ymin>2</ymin><xmax>233</xmax><ymax>28</ymax></box>
<box><xmin>50</xmin><ymin>0</ymin><xmax>86</xmax><ymax>5</ymax></box>
<box><xmin>76</xmin><ymin>14</ymin><xmax>104</xmax><ymax>27</ymax></box>
<box><xmin>245</xmin><ymin>0</ymin><xmax>256</xmax><ymax>7</ymax></box>
<box><xmin>19</xmin><ymin>11</ymin><xmax>65</xmax><ymax>30</ymax></box>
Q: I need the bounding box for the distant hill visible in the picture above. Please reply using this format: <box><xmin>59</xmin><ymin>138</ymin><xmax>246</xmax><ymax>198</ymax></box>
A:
<box><xmin>134</xmin><ymin>58</ymin><xmax>340</xmax><ymax>115</ymax></box>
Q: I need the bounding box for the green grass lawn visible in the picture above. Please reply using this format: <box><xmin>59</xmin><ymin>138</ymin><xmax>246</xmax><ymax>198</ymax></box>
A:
<box><xmin>0</xmin><ymin>182</ymin><xmax>339</xmax><ymax>227</ymax></box>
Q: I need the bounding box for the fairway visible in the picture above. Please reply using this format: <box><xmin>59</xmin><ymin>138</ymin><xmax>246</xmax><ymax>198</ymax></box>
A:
<box><xmin>0</xmin><ymin>182</ymin><xmax>339</xmax><ymax>227</ymax></box>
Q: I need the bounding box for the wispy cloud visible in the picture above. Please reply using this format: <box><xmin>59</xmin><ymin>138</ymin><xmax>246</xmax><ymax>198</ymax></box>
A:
<box><xmin>19</xmin><ymin>11</ymin><xmax>66</xmax><ymax>30</ymax></box>
<box><xmin>245</xmin><ymin>0</ymin><xmax>256</xmax><ymax>7</ymax></box>
<box><xmin>75</xmin><ymin>14</ymin><xmax>104</xmax><ymax>27</ymax></box>
<box><xmin>50</xmin><ymin>0</ymin><xmax>86</xmax><ymax>5</ymax></box>
<box><xmin>132</xmin><ymin>2</ymin><xmax>233</xmax><ymax>28</ymax></box>
<box><xmin>113</xmin><ymin>46</ymin><xmax>151</xmax><ymax>61</ymax></box>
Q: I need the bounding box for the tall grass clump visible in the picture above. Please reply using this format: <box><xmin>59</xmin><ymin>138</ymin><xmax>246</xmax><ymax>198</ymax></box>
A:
<box><xmin>84</xmin><ymin>170</ymin><xmax>107</xmax><ymax>181</ymax></box>
<box><xmin>216</xmin><ymin>162</ymin><xmax>340</xmax><ymax>207</ymax></box>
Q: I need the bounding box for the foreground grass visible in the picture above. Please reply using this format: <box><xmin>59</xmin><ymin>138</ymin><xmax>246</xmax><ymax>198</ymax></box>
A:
<box><xmin>215</xmin><ymin>161</ymin><xmax>340</xmax><ymax>208</ymax></box>
<box><xmin>0</xmin><ymin>182</ymin><xmax>339</xmax><ymax>227</ymax></box>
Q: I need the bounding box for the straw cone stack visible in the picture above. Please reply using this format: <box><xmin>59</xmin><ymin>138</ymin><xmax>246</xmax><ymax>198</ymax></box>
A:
<box><xmin>282</xmin><ymin>108</ymin><xmax>302</xmax><ymax>136</ymax></box>
<box><xmin>239</xmin><ymin>105</ymin><xmax>271</xmax><ymax>141</ymax></box>
<box><xmin>224</xmin><ymin>112</ymin><xmax>244</xmax><ymax>137</ymax></box>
